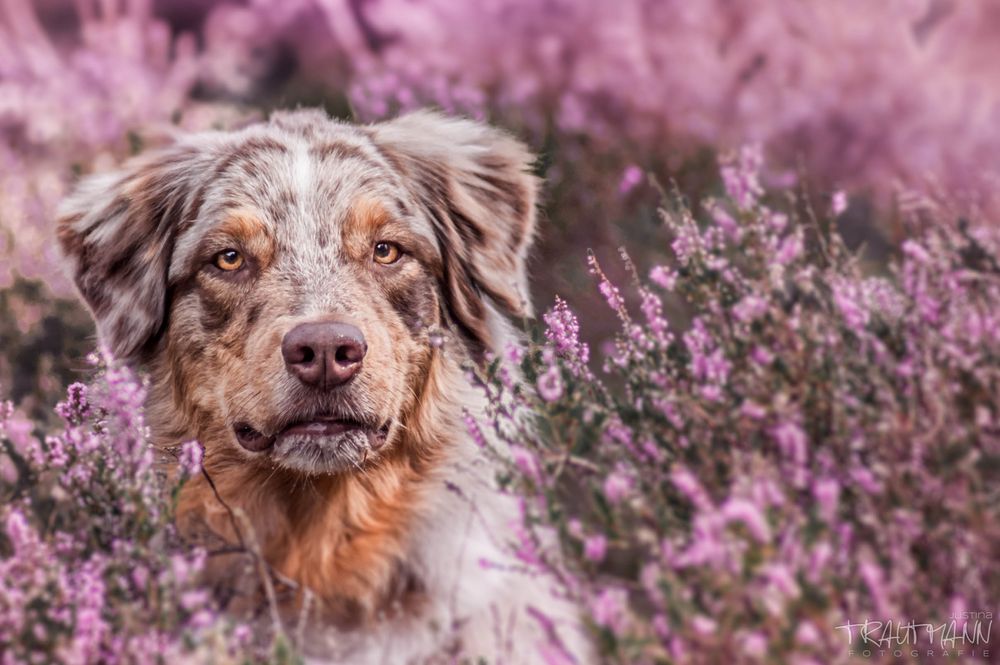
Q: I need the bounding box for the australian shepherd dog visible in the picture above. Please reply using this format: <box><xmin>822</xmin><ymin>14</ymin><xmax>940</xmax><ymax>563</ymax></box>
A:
<box><xmin>58</xmin><ymin>110</ymin><xmax>589</xmax><ymax>663</ymax></box>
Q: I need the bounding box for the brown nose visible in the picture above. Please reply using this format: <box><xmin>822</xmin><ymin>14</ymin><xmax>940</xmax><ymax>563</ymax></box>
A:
<box><xmin>281</xmin><ymin>321</ymin><xmax>367</xmax><ymax>388</ymax></box>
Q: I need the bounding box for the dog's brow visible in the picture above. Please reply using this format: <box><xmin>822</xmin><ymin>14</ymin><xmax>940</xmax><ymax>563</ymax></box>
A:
<box><xmin>219</xmin><ymin>210</ymin><xmax>268</xmax><ymax>240</ymax></box>
<box><xmin>341</xmin><ymin>198</ymin><xmax>391</xmax><ymax>251</ymax></box>
<box><xmin>350</xmin><ymin>198</ymin><xmax>391</xmax><ymax>234</ymax></box>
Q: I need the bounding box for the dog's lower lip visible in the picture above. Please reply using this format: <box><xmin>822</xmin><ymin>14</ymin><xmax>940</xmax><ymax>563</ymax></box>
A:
<box><xmin>276</xmin><ymin>417</ymin><xmax>391</xmax><ymax>450</ymax></box>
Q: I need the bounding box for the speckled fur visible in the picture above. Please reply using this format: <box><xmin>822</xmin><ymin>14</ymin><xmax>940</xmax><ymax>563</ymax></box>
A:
<box><xmin>58</xmin><ymin>109</ymin><xmax>590</xmax><ymax>663</ymax></box>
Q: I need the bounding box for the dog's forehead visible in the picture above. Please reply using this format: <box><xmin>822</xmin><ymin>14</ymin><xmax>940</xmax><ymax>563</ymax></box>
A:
<box><xmin>169</xmin><ymin>117</ymin><xmax>435</xmax><ymax>279</ymax></box>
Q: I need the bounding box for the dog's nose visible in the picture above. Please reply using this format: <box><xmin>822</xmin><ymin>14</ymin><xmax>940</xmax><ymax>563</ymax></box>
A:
<box><xmin>281</xmin><ymin>321</ymin><xmax>367</xmax><ymax>388</ymax></box>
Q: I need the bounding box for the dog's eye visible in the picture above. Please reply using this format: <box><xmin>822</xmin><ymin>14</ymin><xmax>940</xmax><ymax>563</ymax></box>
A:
<box><xmin>373</xmin><ymin>242</ymin><xmax>401</xmax><ymax>265</ymax></box>
<box><xmin>214</xmin><ymin>249</ymin><xmax>244</xmax><ymax>271</ymax></box>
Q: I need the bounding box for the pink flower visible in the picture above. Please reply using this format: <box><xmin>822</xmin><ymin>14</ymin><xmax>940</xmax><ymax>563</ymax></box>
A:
<box><xmin>603</xmin><ymin>470</ymin><xmax>633</xmax><ymax>503</ymax></box>
<box><xmin>733</xmin><ymin>295</ymin><xmax>769</xmax><ymax>323</ymax></box>
<box><xmin>178</xmin><ymin>441</ymin><xmax>203</xmax><ymax>476</ymax></box>
<box><xmin>721</xmin><ymin>498</ymin><xmax>772</xmax><ymax>543</ymax></box>
<box><xmin>583</xmin><ymin>534</ymin><xmax>608</xmax><ymax>562</ymax></box>
<box><xmin>831</xmin><ymin>190</ymin><xmax>848</xmax><ymax>216</ymax></box>
<box><xmin>721</xmin><ymin>145</ymin><xmax>763</xmax><ymax>209</ymax></box>
<box><xmin>795</xmin><ymin>622</ymin><xmax>821</xmax><ymax>645</ymax></box>
<box><xmin>598</xmin><ymin>278</ymin><xmax>625</xmax><ymax>312</ymax></box>
<box><xmin>590</xmin><ymin>587</ymin><xmax>628</xmax><ymax>633</ymax></box>
<box><xmin>536</xmin><ymin>365</ymin><xmax>564</xmax><ymax>402</ymax></box>
<box><xmin>618</xmin><ymin>164</ymin><xmax>644</xmax><ymax>195</ymax></box>
<box><xmin>740</xmin><ymin>630</ymin><xmax>768</xmax><ymax>656</ymax></box>
<box><xmin>543</xmin><ymin>298</ymin><xmax>590</xmax><ymax>368</ymax></box>
<box><xmin>649</xmin><ymin>265</ymin><xmax>678</xmax><ymax>291</ymax></box>
<box><xmin>776</xmin><ymin>232</ymin><xmax>804</xmax><ymax>264</ymax></box>
<box><xmin>463</xmin><ymin>410</ymin><xmax>488</xmax><ymax>448</ymax></box>
<box><xmin>813</xmin><ymin>478</ymin><xmax>841</xmax><ymax>523</ymax></box>
<box><xmin>690</xmin><ymin>615</ymin><xmax>717</xmax><ymax>636</ymax></box>
<box><xmin>510</xmin><ymin>446</ymin><xmax>541</xmax><ymax>484</ymax></box>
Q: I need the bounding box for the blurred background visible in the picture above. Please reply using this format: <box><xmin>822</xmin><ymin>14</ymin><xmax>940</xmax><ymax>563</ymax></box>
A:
<box><xmin>2</xmin><ymin>0</ymin><xmax>999</xmax><ymax>416</ymax></box>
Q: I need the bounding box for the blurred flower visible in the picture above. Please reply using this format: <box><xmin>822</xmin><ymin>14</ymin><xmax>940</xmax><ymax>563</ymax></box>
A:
<box><xmin>618</xmin><ymin>165</ymin><xmax>643</xmax><ymax>195</ymax></box>
<box><xmin>831</xmin><ymin>190</ymin><xmax>848</xmax><ymax>216</ymax></box>
<box><xmin>536</xmin><ymin>365</ymin><xmax>564</xmax><ymax>402</ymax></box>
<box><xmin>583</xmin><ymin>534</ymin><xmax>607</xmax><ymax>563</ymax></box>
<box><xmin>178</xmin><ymin>440</ymin><xmax>203</xmax><ymax>476</ymax></box>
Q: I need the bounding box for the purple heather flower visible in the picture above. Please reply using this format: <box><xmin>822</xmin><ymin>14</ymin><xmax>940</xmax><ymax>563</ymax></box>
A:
<box><xmin>750</xmin><ymin>345</ymin><xmax>774</xmax><ymax>366</ymax></box>
<box><xmin>740</xmin><ymin>401</ymin><xmax>767</xmax><ymax>420</ymax></box>
<box><xmin>178</xmin><ymin>441</ymin><xmax>203</xmax><ymax>476</ymax></box>
<box><xmin>5</xmin><ymin>509</ymin><xmax>35</xmax><ymax>555</ymax></box>
<box><xmin>733</xmin><ymin>294</ymin><xmax>769</xmax><ymax>323</ymax></box>
<box><xmin>590</xmin><ymin>587</ymin><xmax>628</xmax><ymax>633</ymax></box>
<box><xmin>832</xmin><ymin>280</ymin><xmax>869</xmax><ymax>333</ymax></box>
<box><xmin>812</xmin><ymin>478</ymin><xmax>840</xmax><ymax>523</ymax></box>
<box><xmin>598</xmin><ymin>278</ymin><xmax>625</xmax><ymax>313</ymax></box>
<box><xmin>463</xmin><ymin>410</ymin><xmax>488</xmax><ymax>448</ymax></box>
<box><xmin>648</xmin><ymin>265</ymin><xmax>678</xmax><ymax>291</ymax></box>
<box><xmin>795</xmin><ymin>622</ymin><xmax>821</xmax><ymax>646</ymax></box>
<box><xmin>618</xmin><ymin>164</ymin><xmax>643</xmax><ymax>195</ymax></box>
<box><xmin>776</xmin><ymin>231</ymin><xmax>803</xmax><ymax>264</ymax></box>
<box><xmin>543</xmin><ymin>297</ymin><xmax>590</xmax><ymax>368</ymax></box>
<box><xmin>772</xmin><ymin>422</ymin><xmax>808</xmax><ymax>464</ymax></box>
<box><xmin>602</xmin><ymin>419</ymin><xmax>634</xmax><ymax>448</ymax></box>
<box><xmin>55</xmin><ymin>382</ymin><xmax>90</xmax><ymax>425</ymax></box>
<box><xmin>670</xmin><ymin>228</ymin><xmax>699</xmax><ymax>265</ymax></box>
<box><xmin>710</xmin><ymin>204</ymin><xmax>741</xmax><ymax>240</ymax></box>
<box><xmin>652</xmin><ymin>614</ymin><xmax>671</xmax><ymax>641</ymax></box>
<box><xmin>583</xmin><ymin>534</ymin><xmax>607</xmax><ymax>562</ymax></box>
<box><xmin>721</xmin><ymin>145</ymin><xmax>763</xmax><ymax>209</ymax></box>
<box><xmin>670</xmin><ymin>466</ymin><xmax>711</xmax><ymax>510</ymax></box>
<box><xmin>510</xmin><ymin>446</ymin><xmax>541</xmax><ymax>485</ymax></box>
<box><xmin>536</xmin><ymin>365</ymin><xmax>564</xmax><ymax>402</ymax></box>
<box><xmin>902</xmin><ymin>239</ymin><xmax>932</xmax><ymax>264</ymax></box>
<box><xmin>603</xmin><ymin>470</ymin><xmax>633</xmax><ymax>504</ymax></box>
<box><xmin>504</xmin><ymin>342</ymin><xmax>525</xmax><ymax>364</ymax></box>
<box><xmin>690</xmin><ymin>615</ymin><xmax>718</xmax><ymax>636</ymax></box>
<box><xmin>740</xmin><ymin>630</ymin><xmax>768</xmax><ymax>657</ymax></box>
<box><xmin>721</xmin><ymin>498</ymin><xmax>772</xmax><ymax>543</ymax></box>
<box><xmin>831</xmin><ymin>190</ymin><xmax>848</xmax><ymax>216</ymax></box>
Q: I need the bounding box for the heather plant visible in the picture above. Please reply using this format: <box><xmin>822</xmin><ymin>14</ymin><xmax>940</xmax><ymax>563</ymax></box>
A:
<box><xmin>202</xmin><ymin>0</ymin><xmax>1000</xmax><ymax>215</ymax></box>
<box><xmin>1</xmin><ymin>4</ymin><xmax>998</xmax><ymax>661</ymax></box>
<box><xmin>473</xmin><ymin>151</ymin><xmax>1000</xmax><ymax>663</ymax></box>
<box><xmin>0</xmin><ymin>360</ymin><xmax>299</xmax><ymax>664</ymax></box>
<box><xmin>4</xmin><ymin>1</ymin><xmax>1000</xmax><ymax>415</ymax></box>
<box><xmin>6</xmin><ymin>0</ymin><xmax>1000</xmax><ymax>310</ymax></box>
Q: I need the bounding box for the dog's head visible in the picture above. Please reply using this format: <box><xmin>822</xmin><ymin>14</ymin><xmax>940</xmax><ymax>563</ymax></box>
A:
<box><xmin>58</xmin><ymin>110</ymin><xmax>537</xmax><ymax>474</ymax></box>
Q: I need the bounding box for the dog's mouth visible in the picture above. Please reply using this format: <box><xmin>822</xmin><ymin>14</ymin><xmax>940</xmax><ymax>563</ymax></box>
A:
<box><xmin>233</xmin><ymin>415</ymin><xmax>391</xmax><ymax>456</ymax></box>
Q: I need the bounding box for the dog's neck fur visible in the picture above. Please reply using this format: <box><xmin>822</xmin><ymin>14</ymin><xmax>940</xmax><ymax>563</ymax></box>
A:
<box><xmin>153</xmin><ymin>348</ymin><xmax>468</xmax><ymax>626</ymax></box>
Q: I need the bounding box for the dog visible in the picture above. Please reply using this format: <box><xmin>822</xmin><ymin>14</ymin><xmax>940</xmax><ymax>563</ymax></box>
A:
<box><xmin>57</xmin><ymin>110</ymin><xmax>589</xmax><ymax>663</ymax></box>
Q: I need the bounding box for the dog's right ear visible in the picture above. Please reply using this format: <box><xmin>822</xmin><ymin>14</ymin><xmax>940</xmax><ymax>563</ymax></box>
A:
<box><xmin>57</xmin><ymin>143</ymin><xmax>212</xmax><ymax>364</ymax></box>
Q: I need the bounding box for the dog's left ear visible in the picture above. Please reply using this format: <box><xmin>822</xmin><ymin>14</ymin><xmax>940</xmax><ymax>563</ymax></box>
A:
<box><xmin>372</xmin><ymin>111</ymin><xmax>539</xmax><ymax>351</ymax></box>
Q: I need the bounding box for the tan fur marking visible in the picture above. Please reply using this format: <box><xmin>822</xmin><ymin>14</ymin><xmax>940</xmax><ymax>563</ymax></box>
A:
<box><xmin>217</xmin><ymin>210</ymin><xmax>275</xmax><ymax>269</ymax></box>
<box><xmin>341</xmin><ymin>198</ymin><xmax>390</xmax><ymax>257</ymax></box>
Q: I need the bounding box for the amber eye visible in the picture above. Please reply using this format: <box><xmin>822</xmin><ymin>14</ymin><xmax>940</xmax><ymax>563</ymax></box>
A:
<box><xmin>214</xmin><ymin>249</ymin><xmax>244</xmax><ymax>271</ymax></box>
<box><xmin>373</xmin><ymin>241</ymin><xmax>401</xmax><ymax>265</ymax></box>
